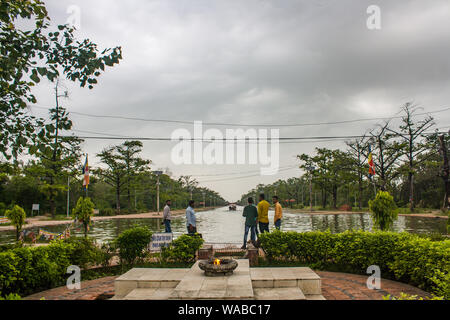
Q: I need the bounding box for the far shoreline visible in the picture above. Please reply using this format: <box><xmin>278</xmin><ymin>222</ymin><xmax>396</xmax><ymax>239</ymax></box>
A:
<box><xmin>284</xmin><ymin>208</ymin><xmax>448</xmax><ymax>219</ymax></box>
<box><xmin>0</xmin><ymin>206</ymin><xmax>219</xmax><ymax>232</ymax></box>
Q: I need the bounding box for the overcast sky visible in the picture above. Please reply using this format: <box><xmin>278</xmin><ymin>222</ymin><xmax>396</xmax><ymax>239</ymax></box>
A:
<box><xmin>29</xmin><ymin>0</ymin><xmax>450</xmax><ymax>201</ymax></box>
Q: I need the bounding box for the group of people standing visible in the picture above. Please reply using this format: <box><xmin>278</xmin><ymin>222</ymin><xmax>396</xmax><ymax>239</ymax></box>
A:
<box><xmin>162</xmin><ymin>199</ymin><xmax>198</xmax><ymax>234</ymax></box>
<box><xmin>241</xmin><ymin>193</ymin><xmax>282</xmax><ymax>249</ymax></box>
<box><xmin>162</xmin><ymin>194</ymin><xmax>283</xmax><ymax>250</ymax></box>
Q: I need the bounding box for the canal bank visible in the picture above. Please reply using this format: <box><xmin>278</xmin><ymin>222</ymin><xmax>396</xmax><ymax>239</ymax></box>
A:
<box><xmin>0</xmin><ymin>206</ymin><xmax>447</xmax><ymax>244</ymax></box>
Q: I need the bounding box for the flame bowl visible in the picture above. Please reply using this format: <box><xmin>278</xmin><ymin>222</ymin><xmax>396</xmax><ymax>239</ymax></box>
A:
<box><xmin>198</xmin><ymin>258</ymin><xmax>239</xmax><ymax>277</ymax></box>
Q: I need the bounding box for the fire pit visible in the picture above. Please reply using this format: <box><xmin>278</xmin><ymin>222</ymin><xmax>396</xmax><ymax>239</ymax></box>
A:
<box><xmin>198</xmin><ymin>258</ymin><xmax>238</xmax><ymax>276</ymax></box>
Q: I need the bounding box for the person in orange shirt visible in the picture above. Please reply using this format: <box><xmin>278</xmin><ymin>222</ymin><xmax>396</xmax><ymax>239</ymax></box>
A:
<box><xmin>273</xmin><ymin>196</ymin><xmax>282</xmax><ymax>230</ymax></box>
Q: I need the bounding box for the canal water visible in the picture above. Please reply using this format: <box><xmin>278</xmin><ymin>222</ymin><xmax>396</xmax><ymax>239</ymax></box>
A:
<box><xmin>0</xmin><ymin>206</ymin><xmax>447</xmax><ymax>244</ymax></box>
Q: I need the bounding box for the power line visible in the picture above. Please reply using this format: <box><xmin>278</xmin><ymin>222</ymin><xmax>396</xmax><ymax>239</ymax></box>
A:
<box><xmin>59</xmin><ymin>132</ymin><xmax>448</xmax><ymax>142</ymax></box>
<box><xmin>197</xmin><ymin>166</ymin><xmax>298</xmax><ymax>183</ymax></box>
<box><xmin>193</xmin><ymin>165</ymin><xmax>298</xmax><ymax>177</ymax></box>
<box><xmin>28</xmin><ymin>104</ymin><xmax>450</xmax><ymax>128</ymax></box>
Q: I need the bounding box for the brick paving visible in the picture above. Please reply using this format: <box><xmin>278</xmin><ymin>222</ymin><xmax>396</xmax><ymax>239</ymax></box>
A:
<box><xmin>24</xmin><ymin>271</ymin><xmax>431</xmax><ymax>300</ymax></box>
<box><xmin>317</xmin><ymin>271</ymin><xmax>431</xmax><ymax>300</ymax></box>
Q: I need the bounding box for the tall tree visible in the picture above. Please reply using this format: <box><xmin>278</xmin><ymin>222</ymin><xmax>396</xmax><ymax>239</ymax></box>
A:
<box><xmin>0</xmin><ymin>0</ymin><xmax>122</xmax><ymax>159</ymax></box>
<box><xmin>346</xmin><ymin>136</ymin><xmax>370</xmax><ymax>209</ymax></box>
<box><xmin>367</xmin><ymin>122</ymin><xmax>405</xmax><ymax>191</ymax></box>
<box><xmin>116</xmin><ymin>141</ymin><xmax>151</xmax><ymax>210</ymax></box>
<box><xmin>95</xmin><ymin>147</ymin><xmax>127</xmax><ymax>213</ymax></box>
<box><xmin>30</xmin><ymin>83</ymin><xmax>83</xmax><ymax>217</ymax></box>
<box><xmin>387</xmin><ymin>103</ymin><xmax>435</xmax><ymax>211</ymax></box>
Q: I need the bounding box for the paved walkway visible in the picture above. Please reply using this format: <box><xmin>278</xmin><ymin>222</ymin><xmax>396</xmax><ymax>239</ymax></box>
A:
<box><xmin>317</xmin><ymin>271</ymin><xmax>431</xmax><ymax>300</ymax></box>
<box><xmin>24</xmin><ymin>271</ymin><xmax>431</xmax><ymax>300</ymax></box>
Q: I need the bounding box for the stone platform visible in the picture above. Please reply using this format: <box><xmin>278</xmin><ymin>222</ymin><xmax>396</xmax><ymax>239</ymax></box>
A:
<box><xmin>113</xmin><ymin>259</ymin><xmax>325</xmax><ymax>300</ymax></box>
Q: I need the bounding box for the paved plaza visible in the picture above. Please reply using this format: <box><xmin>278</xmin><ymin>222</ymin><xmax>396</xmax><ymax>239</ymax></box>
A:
<box><xmin>113</xmin><ymin>259</ymin><xmax>325</xmax><ymax>300</ymax></box>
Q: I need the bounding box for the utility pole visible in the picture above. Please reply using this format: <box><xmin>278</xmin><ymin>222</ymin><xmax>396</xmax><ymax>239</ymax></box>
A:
<box><xmin>306</xmin><ymin>166</ymin><xmax>315</xmax><ymax>212</ymax></box>
<box><xmin>66</xmin><ymin>176</ymin><xmax>70</xmax><ymax>218</ymax></box>
<box><xmin>153</xmin><ymin>171</ymin><xmax>163</xmax><ymax>214</ymax></box>
<box><xmin>202</xmin><ymin>192</ymin><xmax>206</xmax><ymax>208</ymax></box>
<box><xmin>439</xmin><ymin>134</ymin><xmax>450</xmax><ymax>210</ymax></box>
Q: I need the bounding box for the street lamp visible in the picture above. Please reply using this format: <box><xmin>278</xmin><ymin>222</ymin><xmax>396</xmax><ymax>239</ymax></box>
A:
<box><xmin>153</xmin><ymin>171</ymin><xmax>163</xmax><ymax>214</ymax></box>
<box><xmin>202</xmin><ymin>191</ymin><xmax>206</xmax><ymax>208</ymax></box>
<box><xmin>306</xmin><ymin>166</ymin><xmax>315</xmax><ymax>212</ymax></box>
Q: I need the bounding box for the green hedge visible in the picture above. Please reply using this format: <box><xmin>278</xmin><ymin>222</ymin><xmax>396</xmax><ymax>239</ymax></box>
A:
<box><xmin>161</xmin><ymin>234</ymin><xmax>204</xmax><ymax>263</ymax></box>
<box><xmin>258</xmin><ymin>230</ymin><xmax>450</xmax><ymax>298</ymax></box>
<box><xmin>115</xmin><ymin>227</ymin><xmax>152</xmax><ymax>266</ymax></box>
<box><xmin>0</xmin><ymin>238</ymin><xmax>103</xmax><ymax>297</ymax></box>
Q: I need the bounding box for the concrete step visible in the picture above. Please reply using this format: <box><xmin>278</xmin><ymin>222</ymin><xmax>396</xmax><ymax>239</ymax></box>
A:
<box><xmin>123</xmin><ymin>288</ymin><xmax>174</xmax><ymax>300</ymax></box>
<box><xmin>114</xmin><ymin>268</ymin><xmax>189</xmax><ymax>298</ymax></box>
<box><xmin>250</xmin><ymin>267</ymin><xmax>322</xmax><ymax>295</ymax></box>
<box><xmin>254</xmin><ymin>287</ymin><xmax>306</xmax><ymax>300</ymax></box>
<box><xmin>171</xmin><ymin>259</ymin><xmax>254</xmax><ymax>300</ymax></box>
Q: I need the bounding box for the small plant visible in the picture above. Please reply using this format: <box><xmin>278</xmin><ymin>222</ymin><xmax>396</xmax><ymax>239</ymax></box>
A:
<box><xmin>115</xmin><ymin>227</ymin><xmax>152</xmax><ymax>266</ymax></box>
<box><xmin>5</xmin><ymin>205</ymin><xmax>27</xmax><ymax>241</ymax></box>
<box><xmin>0</xmin><ymin>293</ymin><xmax>21</xmax><ymax>300</ymax></box>
<box><xmin>161</xmin><ymin>234</ymin><xmax>204</xmax><ymax>263</ymax></box>
<box><xmin>72</xmin><ymin>197</ymin><xmax>95</xmax><ymax>237</ymax></box>
<box><xmin>99</xmin><ymin>242</ymin><xmax>117</xmax><ymax>268</ymax></box>
<box><xmin>383</xmin><ymin>292</ymin><xmax>444</xmax><ymax>300</ymax></box>
<box><xmin>369</xmin><ymin>191</ymin><xmax>397</xmax><ymax>231</ymax></box>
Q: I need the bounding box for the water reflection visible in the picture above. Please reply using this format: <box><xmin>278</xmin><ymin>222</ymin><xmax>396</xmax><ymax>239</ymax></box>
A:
<box><xmin>0</xmin><ymin>206</ymin><xmax>446</xmax><ymax>244</ymax></box>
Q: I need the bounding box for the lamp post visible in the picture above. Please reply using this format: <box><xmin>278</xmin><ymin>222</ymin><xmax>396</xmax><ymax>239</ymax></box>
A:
<box><xmin>153</xmin><ymin>171</ymin><xmax>163</xmax><ymax>214</ymax></box>
<box><xmin>202</xmin><ymin>191</ymin><xmax>206</xmax><ymax>208</ymax></box>
<box><xmin>306</xmin><ymin>166</ymin><xmax>315</xmax><ymax>212</ymax></box>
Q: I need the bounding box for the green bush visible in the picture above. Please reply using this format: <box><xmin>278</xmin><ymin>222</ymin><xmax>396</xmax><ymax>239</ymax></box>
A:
<box><xmin>72</xmin><ymin>197</ymin><xmax>95</xmax><ymax>237</ymax></box>
<box><xmin>369</xmin><ymin>191</ymin><xmax>397</xmax><ymax>230</ymax></box>
<box><xmin>5</xmin><ymin>205</ymin><xmax>26</xmax><ymax>241</ymax></box>
<box><xmin>115</xmin><ymin>227</ymin><xmax>152</xmax><ymax>266</ymax></box>
<box><xmin>258</xmin><ymin>230</ymin><xmax>450</xmax><ymax>299</ymax></box>
<box><xmin>0</xmin><ymin>238</ymin><xmax>102</xmax><ymax>297</ymax></box>
<box><xmin>99</xmin><ymin>242</ymin><xmax>117</xmax><ymax>268</ymax></box>
<box><xmin>161</xmin><ymin>234</ymin><xmax>204</xmax><ymax>263</ymax></box>
<box><xmin>61</xmin><ymin>237</ymin><xmax>104</xmax><ymax>269</ymax></box>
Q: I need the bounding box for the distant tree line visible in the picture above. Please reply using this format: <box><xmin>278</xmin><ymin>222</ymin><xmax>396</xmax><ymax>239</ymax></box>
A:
<box><xmin>240</xmin><ymin>104</ymin><xmax>449</xmax><ymax>212</ymax></box>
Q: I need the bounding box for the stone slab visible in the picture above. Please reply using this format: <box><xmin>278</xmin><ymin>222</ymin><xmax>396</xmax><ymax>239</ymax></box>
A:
<box><xmin>253</xmin><ymin>287</ymin><xmax>306</xmax><ymax>300</ymax></box>
<box><xmin>124</xmin><ymin>288</ymin><xmax>174</xmax><ymax>300</ymax></box>
<box><xmin>172</xmin><ymin>259</ymin><xmax>254</xmax><ymax>300</ymax></box>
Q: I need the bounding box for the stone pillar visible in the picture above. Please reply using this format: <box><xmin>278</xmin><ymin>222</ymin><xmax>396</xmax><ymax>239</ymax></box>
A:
<box><xmin>198</xmin><ymin>244</ymin><xmax>214</xmax><ymax>260</ymax></box>
<box><xmin>247</xmin><ymin>247</ymin><xmax>259</xmax><ymax>266</ymax></box>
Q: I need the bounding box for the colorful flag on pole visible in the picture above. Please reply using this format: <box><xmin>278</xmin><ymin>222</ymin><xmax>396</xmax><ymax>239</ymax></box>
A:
<box><xmin>82</xmin><ymin>155</ymin><xmax>90</xmax><ymax>189</ymax></box>
<box><xmin>368</xmin><ymin>146</ymin><xmax>376</xmax><ymax>179</ymax></box>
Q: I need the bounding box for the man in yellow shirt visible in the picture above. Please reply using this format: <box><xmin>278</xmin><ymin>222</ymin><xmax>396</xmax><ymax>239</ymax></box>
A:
<box><xmin>257</xmin><ymin>194</ymin><xmax>270</xmax><ymax>233</ymax></box>
<box><xmin>273</xmin><ymin>196</ymin><xmax>282</xmax><ymax>230</ymax></box>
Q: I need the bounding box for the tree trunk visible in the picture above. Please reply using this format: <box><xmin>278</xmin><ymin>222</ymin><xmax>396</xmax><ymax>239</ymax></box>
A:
<box><xmin>321</xmin><ymin>189</ymin><xmax>327</xmax><ymax>208</ymax></box>
<box><xmin>409</xmin><ymin>143</ymin><xmax>415</xmax><ymax>212</ymax></box>
<box><xmin>116</xmin><ymin>177</ymin><xmax>121</xmax><ymax>213</ymax></box>
<box><xmin>358</xmin><ymin>175</ymin><xmax>363</xmax><ymax>209</ymax></box>
<box><xmin>439</xmin><ymin>135</ymin><xmax>450</xmax><ymax>210</ymax></box>
<box><xmin>332</xmin><ymin>186</ymin><xmax>337</xmax><ymax>209</ymax></box>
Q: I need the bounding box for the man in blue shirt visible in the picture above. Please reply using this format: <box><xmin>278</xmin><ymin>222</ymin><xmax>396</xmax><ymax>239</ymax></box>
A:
<box><xmin>186</xmin><ymin>200</ymin><xmax>197</xmax><ymax>234</ymax></box>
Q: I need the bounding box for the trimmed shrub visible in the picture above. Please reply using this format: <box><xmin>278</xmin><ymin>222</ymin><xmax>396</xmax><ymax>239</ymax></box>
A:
<box><xmin>0</xmin><ymin>238</ymin><xmax>102</xmax><ymax>297</ymax></box>
<box><xmin>115</xmin><ymin>227</ymin><xmax>152</xmax><ymax>265</ymax></box>
<box><xmin>369</xmin><ymin>191</ymin><xmax>397</xmax><ymax>230</ymax></box>
<box><xmin>72</xmin><ymin>197</ymin><xmax>95</xmax><ymax>237</ymax></box>
<box><xmin>5</xmin><ymin>205</ymin><xmax>26</xmax><ymax>241</ymax></box>
<box><xmin>161</xmin><ymin>234</ymin><xmax>204</xmax><ymax>263</ymax></box>
<box><xmin>258</xmin><ymin>230</ymin><xmax>450</xmax><ymax>298</ymax></box>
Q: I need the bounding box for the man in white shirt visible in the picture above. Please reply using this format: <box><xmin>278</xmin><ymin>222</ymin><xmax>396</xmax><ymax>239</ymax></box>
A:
<box><xmin>163</xmin><ymin>200</ymin><xmax>172</xmax><ymax>233</ymax></box>
<box><xmin>186</xmin><ymin>200</ymin><xmax>197</xmax><ymax>234</ymax></box>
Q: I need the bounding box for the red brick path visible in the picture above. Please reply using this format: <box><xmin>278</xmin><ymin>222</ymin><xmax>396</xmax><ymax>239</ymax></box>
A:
<box><xmin>24</xmin><ymin>272</ymin><xmax>431</xmax><ymax>300</ymax></box>
<box><xmin>317</xmin><ymin>271</ymin><xmax>431</xmax><ymax>300</ymax></box>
